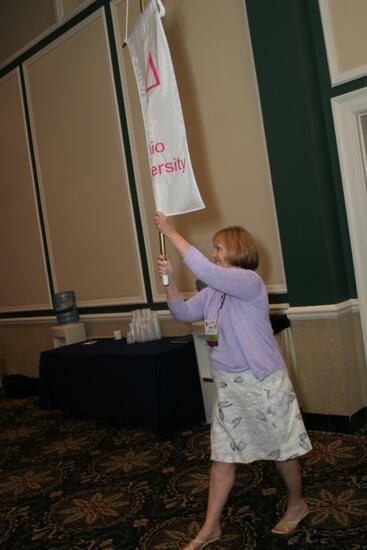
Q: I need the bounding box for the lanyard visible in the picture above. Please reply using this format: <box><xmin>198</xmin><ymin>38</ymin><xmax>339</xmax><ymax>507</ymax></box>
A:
<box><xmin>216</xmin><ymin>294</ymin><xmax>226</xmax><ymax>323</ymax></box>
<box><xmin>205</xmin><ymin>294</ymin><xmax>226</xmax><ymax>347</ymax></box>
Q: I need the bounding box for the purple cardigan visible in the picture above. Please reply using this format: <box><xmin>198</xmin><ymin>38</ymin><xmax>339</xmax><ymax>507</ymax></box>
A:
<box><xmin>168</xmin><ymin>246</ymin><xmax>286</xmax><ymax>380</ymax></box>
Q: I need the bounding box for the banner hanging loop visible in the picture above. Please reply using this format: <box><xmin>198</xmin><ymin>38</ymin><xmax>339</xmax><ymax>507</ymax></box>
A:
<box><xmin>156</xmin><ymin>0</ymin><xmax>165</xmax><ymax>17</ymax></box>
<box><xmin>123</xmin><ymin>0</ymin><xmax>129</xmax><ymax>46</ymax></box>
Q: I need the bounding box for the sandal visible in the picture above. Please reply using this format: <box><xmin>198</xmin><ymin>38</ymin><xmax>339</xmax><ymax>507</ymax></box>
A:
<box><xmin>184</xmin><ymin>536</ymin><xmax>220</xmax><ymax>549</ymax></box>
<box><xmin>271</xmin><ymin>504</ymin><xmax>309</xmax><ymax>535</ymax></box>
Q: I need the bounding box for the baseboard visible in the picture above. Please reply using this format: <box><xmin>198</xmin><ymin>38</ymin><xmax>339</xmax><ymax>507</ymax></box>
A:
<box><xmin>302</xmin><ymin>407</ymin><xmax>367</xmax><ymax>434</ymax></box>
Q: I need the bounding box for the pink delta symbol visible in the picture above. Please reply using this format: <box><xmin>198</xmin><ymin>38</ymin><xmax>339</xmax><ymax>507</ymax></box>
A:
<box><xmin>146</xmin><ymin>52</ymin><xmax>160</xmax><ymax>92</ymax></box>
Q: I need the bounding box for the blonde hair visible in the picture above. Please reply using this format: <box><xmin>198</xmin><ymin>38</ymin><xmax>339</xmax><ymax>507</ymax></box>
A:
<box><xmin>213</xmin><ymin>226</ymin><xmax>259</xmax><ymax>270</ymax></box>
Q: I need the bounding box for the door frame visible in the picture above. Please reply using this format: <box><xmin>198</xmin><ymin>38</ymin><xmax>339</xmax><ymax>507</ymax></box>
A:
<box><xmin>332</xmin><ymin>87</ymin><xmax>367</xmax><ymax>364</ymax></box>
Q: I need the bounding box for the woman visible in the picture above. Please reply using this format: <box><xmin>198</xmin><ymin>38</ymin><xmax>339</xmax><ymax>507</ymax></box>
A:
<box><xmin>154</xmin><ymin>212</ymin><xmax>311</xmax><ymax>550</ymax></box>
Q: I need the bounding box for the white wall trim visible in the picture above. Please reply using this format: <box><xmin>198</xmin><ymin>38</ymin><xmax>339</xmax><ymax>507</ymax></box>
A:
<box><xmin>0</xmin><ymin>316</ymin><xmax>57</xmax><ymax>325</ymax></box>
<box><xmin>155</xmin><ymin>283</ymin><xmax>288</xmax><ymax>304</ymax></box>
<box><xmin>53</xmin><ymin>0</ymin><xmax>64</xmax><ymax>24</ymax></box>
<box><xmin>319</xmin><ymin>0</ymin><xmax>367</xmax><ymax>87</ymax></box>
<box><xmin>331</xmin><ymin>88</ymin><xmax>367</xmax><ymax>362</ymax></box>
<box><xmin>0</xmin><ymin>305</ymin><xmax>290</xmax><ymax>325</ymax></box>
<box><xmin>76</xmin><ymin>295</ymin><xmax>147</xmax><ymax>308</ymax></box>
<box><xmin>81</xmin><ymin>309</ymin><xmax>174</xmax><ymax>322</ymax></box>
<box><xmin>287</xmin><ymin>299</ymin><xmax>359</xmax><ymax>321</ymax></box>
<box><xmin>267</xmin><ymin>284</ymin><xmax>287</xmax><ymax>294</ymax></box>
<box><xmin>0</xmin><ymin>309</ymin><xmax>174</xmax><ymax>325</ymax></box>
<box><xmin>270</xmin><ymin>303</ymin><xmax>290</xmax><ymax>313</ymax></box>
<box><xmin>0</xmin><ymin>303</ymin><xmax>51</xmax><ymax>314</ymax></box>
<box><xmin>1</xmin><ymin>300</ymin><xmax>358</xmax><ymax>324</ymax></box>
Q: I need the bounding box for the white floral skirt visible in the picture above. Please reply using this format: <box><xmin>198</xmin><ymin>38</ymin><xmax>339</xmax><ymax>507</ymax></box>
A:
<box><xmin>210</xmin><ymin>367</ymin><xmax>312</xmax><ymax>464</ymax></box>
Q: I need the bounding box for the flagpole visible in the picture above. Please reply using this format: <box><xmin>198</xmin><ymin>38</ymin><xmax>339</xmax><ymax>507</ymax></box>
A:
<box><xmin>158</xmin><ymin>222</ymin><xmax>169</xmax><ymax>284</ymax></box>
<box><xmin>159</xmin><ymin>230</ymin><xmax>169</xmax><ymax>286</ymax></box>
<box><xmin>141</xmin><ymin>0</ymin><xmax>169</xmax><ymax>286</ymax></box>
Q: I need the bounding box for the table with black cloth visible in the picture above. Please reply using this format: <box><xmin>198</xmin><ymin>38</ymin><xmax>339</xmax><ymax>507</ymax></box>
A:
<box><xmin>39</xmin><ymin>337</ymin><xmax>205</xmax><ymax>437</ymax></box>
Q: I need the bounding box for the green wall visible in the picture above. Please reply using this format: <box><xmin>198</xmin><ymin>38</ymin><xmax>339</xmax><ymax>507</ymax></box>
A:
<box><xmin>246</xmin><ymin>0</ymin><xmax>357</xmax><ymax>307</ymax></box>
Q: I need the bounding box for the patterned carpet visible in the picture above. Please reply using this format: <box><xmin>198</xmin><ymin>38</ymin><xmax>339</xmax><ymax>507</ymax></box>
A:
<box><xmin>1</xmin><ymin>392</ymin><xmax>367</xmax><ymax>549</ymax></box>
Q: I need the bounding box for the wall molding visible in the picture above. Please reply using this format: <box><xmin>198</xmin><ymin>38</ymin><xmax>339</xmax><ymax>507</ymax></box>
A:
<box><xmin>287</xmin><ymin>299</ymin><xmax>359</xmax><ymax>321</ymax></box>
<box><xmin>0</xmin><ymin>0</ymin><xmax>98</xmax><ymax>72</ymax></box>
<box><xmin>267</xmin><ymin>284</ymin><xmax>287</xmax><ymax>294</ymax></box>
<box><xmin>0</xmin><ymin>316</ymin><xmax>57</xmax><ymax>325</ymax></box>
<box><xmin>331</xmin><ymin>88</ymin><xmax>367</xmax><ymax>363</ymax></box>
<box><xmin>318</xmin><ymin>0</ymin><xmax>367</xmax><ymax>86</ymax></box>
<box><xmin>0</xmin><ymin>302</ymin><xmax>291</xmax><ymax>324</ymax></box>
<box><xmin>0</xmin><ymin>25</ymin><xmax>60</xmax><ymax>73</ymax></box>
<box><xmin>0</xmin><ymin>309</ymin><xmax>174</xmax><ymax>325</ymax></box>
<box><xmin>0</xmin><ymin>300</ymin><xmax>359</xmax><ymax>324</ymax></box>
<box><xmin>0</xmin><ymin>303</ymin><xmax>52</xmax><ymax>315</ymax></box>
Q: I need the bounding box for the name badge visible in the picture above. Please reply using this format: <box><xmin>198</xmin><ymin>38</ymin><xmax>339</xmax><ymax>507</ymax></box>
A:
<box><xmin>205</xmin><ymin>320</ymin><xmax>218</xmax><ymax>347</ymax></box>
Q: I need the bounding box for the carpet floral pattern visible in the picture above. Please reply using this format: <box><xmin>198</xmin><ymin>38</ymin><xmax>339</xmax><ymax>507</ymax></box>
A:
<box><xmin>1</xmin><ymin>393</ymin><xmax>367</xmax><ymax>549</ymax></box>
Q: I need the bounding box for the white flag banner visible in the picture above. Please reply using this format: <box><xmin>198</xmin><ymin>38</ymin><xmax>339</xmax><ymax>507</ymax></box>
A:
<box><xmin>127</xmin><ymin>0</ymin><xmax>205</xmax><ymax>216</ymax></box>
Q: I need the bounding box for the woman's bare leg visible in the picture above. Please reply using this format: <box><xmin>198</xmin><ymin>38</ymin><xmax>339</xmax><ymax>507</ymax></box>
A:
<box><xmin>275</xmin><ymin>458</ymin><xmax>307</xmax><ymax>521</ymax></box>
<box><xmin>182</xmin><ymin>461</ymin><xmax>236</xmax><ymax>550</ymax></box>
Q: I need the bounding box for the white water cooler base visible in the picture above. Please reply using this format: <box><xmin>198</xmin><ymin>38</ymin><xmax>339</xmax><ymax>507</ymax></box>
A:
<box><xmin>52</xmin><ymin>322</ymin><xmax>86</xmax><ymax>348</ymax></box>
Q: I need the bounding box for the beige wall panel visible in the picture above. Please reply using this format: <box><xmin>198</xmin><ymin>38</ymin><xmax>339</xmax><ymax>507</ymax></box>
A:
<box><xmin>0</xmin><ymin>0</ymin><xmax>56</xmax><ymax>66</ymax></box>
<box><xmin>23</xmin><ymin>11</ymin><xmax>146</xmax><ymax>307</ymax></box>
<box><xmin>0</xmin><ymin>70</ymin><xmax>50</xmax><ymax>311</ymax></box>
<box><xmin>339</xmin><ymin>312</ymin><xmax>367</xmax><ymax>413</ymax></box>
<box><xmin>62</xmin><ymin>0</ymin><xmax>87</xmax><ymax>18</ymax></box>
<box><xmin>326</xmin><ymin>0</ymin><xmax>367</xmax><ymax>74</ymax></box>
<box><xmin>113</xmin><ymin>0</ymin><xmax>285</xmax><ymax>301</ymax></box>
<box><xmin>291</xmin><ymin>313</ymin><xmax>367</xmax><ymax>416</ymax></box>
<box><xmin>320</xmin><ymin>0</ymin><xmax>367</xmax><ymax>84</ymax></box>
